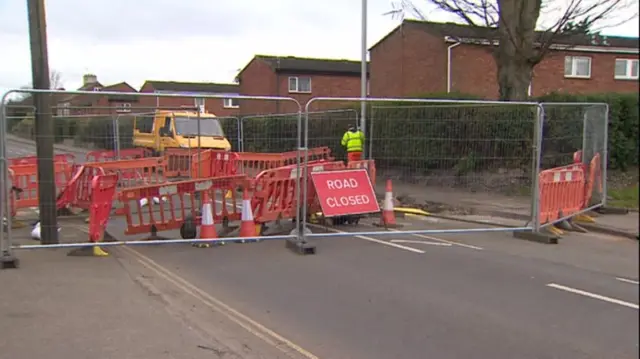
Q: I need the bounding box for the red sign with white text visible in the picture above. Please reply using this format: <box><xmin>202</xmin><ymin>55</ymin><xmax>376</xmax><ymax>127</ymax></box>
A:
<box><xmin>311</xmin><ymin>169</ymin><xmax>380</xmax><ymax>217</ymax></box>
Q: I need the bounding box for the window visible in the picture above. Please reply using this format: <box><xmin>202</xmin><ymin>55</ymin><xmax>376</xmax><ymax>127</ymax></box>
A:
<box><xmin>115</xmin><ymin>102</ymin><xmax>131</xmax><ymax>113</ymax></box>
<box><xmin>615</xmin><ymin>59</ymin><xmax>639</xmax><ymax>80</ymax></box>
<box><xmin>57</xmin><ymin>102</ymin><xmax>71</xmax><ymax>116</ymax></box>
<box><xmin>194</xmin><ymin>98</ymin><xmax>205</xmax><ymax>113</ymax></box>
<box><xmin>92</xmin><ymin>87</ymin><xmax>101</xmax><ymax>91</ymax></box>
<box><xmin>288</xmin><ymin>76</ymin><xmax>312</xmax><ymax>93</ymax></box>
<box><xmin>134</xmin><ymin>115</ymin><xmax>154</xmax><ymax>133</ymax></box>
<box><xmin>223</xmin><ymin>98</ymin><xmax>239</xmax><ymax>108</ymax></box>
<box><xmin>174</xmin><ymin>117</ymin><xmax>224</xmax><ymax>137</ymax></box>
<box><xmin>564</xmin><ymin>56</ymin><xmax>592</xmax><ymax>78</ymax></box>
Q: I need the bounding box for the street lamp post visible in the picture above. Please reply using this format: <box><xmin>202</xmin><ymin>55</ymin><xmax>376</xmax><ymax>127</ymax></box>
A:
<box><xmin>360</xmin><ymin>0</ymin><xmax>367</xmax><ymax>158</ymax></box>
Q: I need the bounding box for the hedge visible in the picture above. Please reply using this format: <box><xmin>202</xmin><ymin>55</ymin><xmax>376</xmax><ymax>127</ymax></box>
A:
<box><xmin>9</xmin><ymin>92</ymin><xmax>638</xmax><ymax>176</ymax></box>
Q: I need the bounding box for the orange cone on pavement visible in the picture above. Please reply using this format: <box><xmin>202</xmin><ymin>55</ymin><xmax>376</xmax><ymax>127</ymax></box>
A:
<box><xmin>239</xmin><ymin>190</ymin><xmax>258</xmax><ymax>241</ymax></box>
<box><xmin>375</xmin><ymin>179</ymin><xmax>400</xmax><ymax>228</ymax></box>
<box><xmin>195</xmin><ymin>191</ymin><xmax>216</xmax><ymax>247</ymax></box>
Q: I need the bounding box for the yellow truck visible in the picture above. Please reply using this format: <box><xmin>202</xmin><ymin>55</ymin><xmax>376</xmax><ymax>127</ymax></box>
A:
<box><xmin>132</xmin><ymin>110</ymin><xmax>232</xmax><ymax>154</ymax></box>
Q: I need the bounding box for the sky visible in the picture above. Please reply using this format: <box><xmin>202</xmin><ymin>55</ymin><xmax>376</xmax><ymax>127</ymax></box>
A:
<box><xmin>0</xmin><ymin>0</ymin><xmax>638</xmax><ymax>98</ymax></box>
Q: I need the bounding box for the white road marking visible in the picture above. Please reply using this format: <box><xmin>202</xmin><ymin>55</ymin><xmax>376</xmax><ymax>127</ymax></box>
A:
<box><xmin>546</xmin><ymin>283</ymin><xmax>639</xmax><ymax>310</ymax></box>
<box><xmin>616</xmin><ymin>277</ymin><xmax>640</xmax><ymax>285</ymax></box>
<box><xmin>391</xmin><ymin>230</ymin><xmax>484</xmax><ymax>250</ymax></box>
<box><xmin>390</xmin><ymin>240</ymin><xmax>452</xmax><ymax>246</ymax></box>
<box><xmin>213</xmin><ymin>198</ymin><xmax>471</xmax><ymax>254</ymax></box>
<box><xmin>309</xmin><ymin>225</ymin><xmax>426</xmax><ymax>254</ymax></box>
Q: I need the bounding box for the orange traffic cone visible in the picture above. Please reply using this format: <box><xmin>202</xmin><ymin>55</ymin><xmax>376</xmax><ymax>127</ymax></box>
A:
<box><xmin>375</xmin><ymin>179</ymin><xmax>401</xmax><ymax>228</ymax></box>
<box><xmin>195</xmin><ymin>191</ymin><xmax>216</xmax><ymax>248</ymax></box>
<box><xmin>239</xmin><ymin>190</ymin><xmax>258</xmax><ymax>242</ymax></box>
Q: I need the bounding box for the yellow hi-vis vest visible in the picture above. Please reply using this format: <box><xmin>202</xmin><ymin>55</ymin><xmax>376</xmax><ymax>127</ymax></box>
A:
<box><xmin>341</xmin><ymin>130</ymin><xmax>364</xmax><ymax>152</ymax></box>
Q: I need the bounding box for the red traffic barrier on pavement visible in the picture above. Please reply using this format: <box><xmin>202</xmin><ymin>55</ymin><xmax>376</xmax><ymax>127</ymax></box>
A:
<box><xmin>310</xmin><ymin>169</ymin><xmax>379</xmax><ymax>217</ymax></box>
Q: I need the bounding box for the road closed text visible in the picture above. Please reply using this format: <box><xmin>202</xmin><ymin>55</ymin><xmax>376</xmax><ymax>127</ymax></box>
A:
<box><xmin>311</xmin><ymin>169</ymin><xmax>380</xmax><ymax>217</ymax></box>
<box><xmin>326</xmin><ymin>194</ymin><xmax>372</xmax><ymax>208</ymax></box>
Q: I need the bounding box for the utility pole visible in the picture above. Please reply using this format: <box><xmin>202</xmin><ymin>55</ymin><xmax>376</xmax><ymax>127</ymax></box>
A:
<box><xmin>360</xmin><ymin>0</ymin><xmax>368</xmax><ymax>159</ymax></box>
<box><xmin>27</xmin><ymin>0</ymin><xmax>58</xmax><ymax>244</ymax></box>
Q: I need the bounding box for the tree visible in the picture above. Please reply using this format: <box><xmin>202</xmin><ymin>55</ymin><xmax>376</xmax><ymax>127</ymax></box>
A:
<box><xmin>13</xmin><ymin>69</ymin><xmax>64</xmax><ymax>101</ymax></box>
<box><xmin>386</xmin><ymin>0</ymin><xmax>638</xmax><ymax>101</ymax></box>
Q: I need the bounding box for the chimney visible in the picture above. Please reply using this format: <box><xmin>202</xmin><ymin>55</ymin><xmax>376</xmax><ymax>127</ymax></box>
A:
<box><xmin>82</xmin><ymin>73</ymin><xmax>98</xmax><ymax>86</ymax></box>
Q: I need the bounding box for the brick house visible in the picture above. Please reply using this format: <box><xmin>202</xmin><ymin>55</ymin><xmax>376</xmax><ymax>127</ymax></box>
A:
<box><xmin>369</xmin><ymin>20</ymin><xmax>639</xmax><ymax>99</ymax></box>
<box><xmin>56</xmin><ymin>74</ymin><xmax>138</xmax><ymax>116</ymax></box>
<box><xmin>236</xmin><ymin>55</ymin><xmax>369</xmax><ymax>115</ymax></box>
<box><xmin>138</xmin><ymin>80</ymin><xmax>240</xmax><ymax>117</ymax></box>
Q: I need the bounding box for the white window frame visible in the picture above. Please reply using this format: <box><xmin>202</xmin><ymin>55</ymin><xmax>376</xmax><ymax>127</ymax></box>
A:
<box><xmin>58</xmin><ymin>102</ymin><xmax>71</xmax><ymax>116</ymax></box>
<box><xmin>223</xmin><ymin>98</ymin><xmax>239</xmax><ymax>108</ymax></box>
<box><xmin>194</xmin><ymin>98</ymin><xmax>205</xmax><ymax>113</ymax></box>
<box><xmin>288</xmin><ymin>76</ymin><xmax>312</xmax><ymax>93</ymax></box>
<box><xmin>115</xmin><ymin>102</ymin><xmax>131</xmax><ymax>113</ymax></box>
<box><xmin>614</xmin><ymin>58</ymin><xmax>639</xmax><ymax>80</ymax></box>
<box><xmin>564</xmin><ymin>56</ymin><xmax>592</xmax><ymax>79</ymax></box>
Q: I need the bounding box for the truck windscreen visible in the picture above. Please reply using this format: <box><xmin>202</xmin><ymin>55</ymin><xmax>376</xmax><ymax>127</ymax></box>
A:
<box><xmin>174</xmin><ymin>117</ymin><xmax>224</xmax><ymax>137</ymax></box>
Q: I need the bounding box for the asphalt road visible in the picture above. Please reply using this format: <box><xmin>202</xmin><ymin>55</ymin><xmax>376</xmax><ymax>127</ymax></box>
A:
<box><xmin>6</xmin><ymin>136</ymin><xmax>640</xmax><ymax>359</ymax></box>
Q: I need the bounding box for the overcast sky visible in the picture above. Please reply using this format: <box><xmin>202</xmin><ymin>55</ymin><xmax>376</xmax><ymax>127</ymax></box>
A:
<box><xmin>1</xmin><ymin>0</ymin><xmax>638</xmax><ymax>97</ymax></box>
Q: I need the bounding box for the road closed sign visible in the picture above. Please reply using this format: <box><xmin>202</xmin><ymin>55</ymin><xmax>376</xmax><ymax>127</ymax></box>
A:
<box><xmin>311</xmin><ymin>169</ymin><xmax>380</xmax><ymax>217</ymax></box>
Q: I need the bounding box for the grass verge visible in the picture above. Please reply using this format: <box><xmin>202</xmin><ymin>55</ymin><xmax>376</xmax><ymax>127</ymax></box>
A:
<box><xmin>608</xmin><ymin>184</ymin><xmax>639</xmax><ymax>209</ymax></box>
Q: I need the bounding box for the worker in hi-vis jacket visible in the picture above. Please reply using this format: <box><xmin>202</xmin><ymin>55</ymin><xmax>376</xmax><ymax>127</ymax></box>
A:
<box><xmin>341</xmin><ymin>124</ymin><xmax>365</xmax><ymax>163</ymax></box>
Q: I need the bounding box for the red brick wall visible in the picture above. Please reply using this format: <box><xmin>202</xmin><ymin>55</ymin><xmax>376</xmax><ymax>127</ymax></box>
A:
<box><xmin>238</xmin><ymin>59</ymin><xmax>279</xmax><ymax>115</ymax></box>
<box><xmin>276</xmin><ymin>73</ymin><xmax>363</xmax><ymax>113</ymax></box>
<box><xmin>450</xmin><ymin>44</ymin><xmax>499</xmax><ymax>98</ymax></box>
<box><xmin>138</xmin><ymin>83</ymin><xmax>240</xmax><ymax>117</ymax></box>
<box><xmin>373</xmin><ymin>26</ymin><xmax>639</xmax><ymax>99</ymax></box>
<box><xmin>370</xmin><ymin>25</ymin><xmax>449</xmax><ymax>97</ymax></box>
<box><xmin>65</xmin><ymin>82</ymin><xmax>138</xmax><ymax>115</ymax></box>
<box><xmin>533</xmin><ymin>50</ymin><xmax>639</xmax><ymax>96</ymax></box>
<box><xmin>239</xmin><ymin>58</ymin><xmax>364</xmax><ymax>115</ymax></box>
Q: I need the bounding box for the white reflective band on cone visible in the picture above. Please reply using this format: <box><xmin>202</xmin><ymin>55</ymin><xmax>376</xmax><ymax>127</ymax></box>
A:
<box><xmin>241</xmin><ymin>200</ymin><xmax>254</xmax><ymax>220</ymax></box>
<box><xmin>202</xmin><ymin>203</ymin><xmax>214</xmax><ymax>225</ymax></box>
<box><xmin>30</xmin><ymin>221</ymin><xmax>62</xmax><ymax>241</ymax></box>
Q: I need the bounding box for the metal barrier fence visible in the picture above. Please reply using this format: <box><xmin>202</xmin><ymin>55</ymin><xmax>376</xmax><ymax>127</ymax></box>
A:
<box><xmin>0</xmin><ymin>89</ymin><xmax>303</xmax><ymax>260</ymax></box>
<box><xmin>5</xmin><ymin>105</ymin><xmax>244</xmax><ymax>162</ymax></box>
<box><xmin>536</xmin><ymin>102</ymin><xmax>608</xmax><ymax>230</ymax></box>
<box><xmin>0</xmin><ymin>90</ymin><xmax>610</xmax><ymax>264</ymax></box>
<box><xmin>303</xmin><ymin>97</ymin><xmax>544</xmax><ymax>238</ymax></box>
<box><xmin>240</xmin><ymin>109</ymin><xmax>358</xmax><ymax>154</ymax></box>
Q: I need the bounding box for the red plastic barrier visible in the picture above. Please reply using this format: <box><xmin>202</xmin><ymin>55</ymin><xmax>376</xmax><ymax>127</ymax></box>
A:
<box><xmin>235</xmin><ymin>147</ymin><xmax>334</xmax><ymax>179</ymax></box>
<box><xmin>235</xmin><ymin>152</ymin><xmax>287</xmax><ymax>178</ymax></box>
<box><xmin>9</xmin><ymin>153</ymin><xmax>75</xmax><ymax>166</ymax></box>
<box><xmin>9</xmin><ymin>162</ymin><xmax>75</xmax><ymax>210</ymax></box>
<box><xmin>280</xmin><ymin>147</ymin><xmax>334</xmax><ymax>165</ymax></box>
<box><xmin>120</xmin><ymin>175</ymin><xmax>249</xmax><ymax>235</ymax></box>
<box><xmin>56</xmin><ymin>157</ymin><xmax>167</xmax><ymax>213</ymax></box>
<box><xmin>538</xmin><ymin>168</ymin><xmax>586</xmax><ymax>224</ymax></box>
<box><xmin>164</xmin><ymin>148</ymin><xmax>210</xmax><ymax>178</ymax></box>
<box><xmin>252</xmin><ymin>161</ymin><xmax>346</xmax><ymax>224</ymax></box>
<box><xmin>190</xmin><ymin>150</ymin><xmax>239</xmax><ymax>179</ymax></box>
<box><xmin>85</xmin><ymin>148</ymin><xmax>152</xmax><ymax>163</ymax></box>
<box><xmin>57</xmin><ymin>165</ymin><xmax>107</xmax><ymax>211</ymax></box>
<box><xmin>347</xmin><ymin>160</ymin><xmax>376</xmax><ymax>187</ymax></box>
<box><xmin>88</xmin><ymin>174</ymin><xmax>119</xmax><ymax>243</ymax></box>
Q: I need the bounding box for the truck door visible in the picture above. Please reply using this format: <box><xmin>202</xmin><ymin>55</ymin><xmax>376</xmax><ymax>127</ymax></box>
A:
<box><xmin>158</xmin><ymin>116</ymin><xmax>175</xmax><ymax>151</ymax></box>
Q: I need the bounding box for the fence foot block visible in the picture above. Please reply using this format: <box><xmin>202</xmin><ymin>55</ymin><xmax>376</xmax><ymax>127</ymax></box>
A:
<box><xmin>596</xmin><ymin>206</ymin><xmax>629</xmax><ymax>215</ymax></box>
<box><xmin>67</xmin><ymin>246</ymin><xmax>109</xmax><ymax>257</ymax></box>
<box><xmin>285</xmin><ymin>239</ymin><xmax>316</xmax><ymax>255</ymax></box>
<box><xmin>0</xmin><ymin>252</ymin><xmax>19</xmax><ymax>269</ymax></box>
<box><xmin>513</xmin><ymin>230</ymin><xmax>559</xmax><ymax>244</ymax></box>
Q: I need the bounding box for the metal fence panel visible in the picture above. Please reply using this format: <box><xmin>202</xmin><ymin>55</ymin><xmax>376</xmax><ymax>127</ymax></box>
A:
<box><xmin>0</xmin><ymin>89</ymin><xmax>302</xmax><ymax>260</ymax></box>
<box><xmin>240</xmin><ymin>109</ymin><xmax>358</xmax><ymax>154</ymax></box>
<box><xmin>537</xmin><ymin>102</ymin><xmax>608</xmax><ymax>229</ymax></box>
<box><xmin>302</xmin><ymin>97</ymin><xmax>543</xmax><ymax>239</ymax></box>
